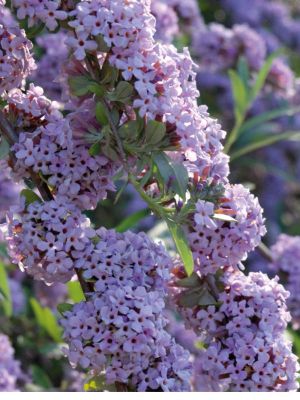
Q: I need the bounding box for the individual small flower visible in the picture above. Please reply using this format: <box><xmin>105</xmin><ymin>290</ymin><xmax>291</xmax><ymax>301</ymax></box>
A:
<box><xmin>194</xmin><ymin>200</ymin><xmax>217</xmax><ymax>230</ymax></box>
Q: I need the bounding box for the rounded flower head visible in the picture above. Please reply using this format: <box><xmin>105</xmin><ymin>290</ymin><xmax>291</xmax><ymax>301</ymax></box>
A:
<box><xmin>0</xmin><ymin>23</ymin><xmax>36</xmax><ymax>96</ymax></box>
<box><xmin>6</xmin><ymin>196</ymin><xmax>94</xmax><ymax>284</ymax></box>
<box><xmin>269</xmin><ymin>234</ymin><xmax>300</xmax><ymax>329</ymax></box>
<box><xmin>188</xmin><ymin>184</ymin><xmax>266</xmax><ymax>275</ymax></box>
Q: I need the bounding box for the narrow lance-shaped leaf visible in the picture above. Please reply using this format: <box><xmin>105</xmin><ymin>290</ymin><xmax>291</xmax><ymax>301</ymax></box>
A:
<box><xmin>0</xmin><ymin>262</ymin><xmax>12</xmax><ymax>317</ymax></box>
<box><xmin>116</xmin><ymin>208</ymin><xmax>151</xmax><ymax>233</ymax></box>
<box><xmin>166</xmin><ymin>219</ymin><xmax>194</xmax><ymax>276</ymax></box>
<box><xmin>0</xmin><ymin>138</ymin><xmax>9</xmax><ymax>160</ymax></box>
<box><xmin>152</xmin><ymin>152</ymin><xmax>188</xmax><ymax>199</ymax></box>
<box><xmin>250</xmin><ymin>51</ymin><xmax>281</xmax><ymax>102</ymax></box>
<box><xmin>229</xmin><ymin>69</ymin><xmax>248</xmax><ymax>121</ymax></box>
<box><xmin>231</xmin><ymin>131</ymin><xmax>300</xmax><ymax>161</ymax></box>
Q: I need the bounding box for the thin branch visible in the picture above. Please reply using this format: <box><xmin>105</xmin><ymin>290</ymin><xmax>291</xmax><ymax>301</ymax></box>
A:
<box><xmin>257</xmin><ymin>242</ymin><xmax>273</xmax><ymax>263</ymax></box>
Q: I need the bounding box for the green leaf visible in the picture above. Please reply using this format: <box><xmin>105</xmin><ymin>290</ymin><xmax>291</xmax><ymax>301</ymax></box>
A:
<box><xmin>30</xmin><ymin>365</ymin><xmax>52</xmax><ymax>389</ymax></box>
<box><xmin>89</xmin><ymin>142</ymin><xmax>101</xmax><ymax>156</ymax></box>
<box><xmin>95</xmin><ymin>35</ymin><xmax>110</xmax><ymax>53</ymax></box>
<box><xmin>57</xmin><ymin>303</ymin><xmax>74</xmax><ymax>315</ymax></box>
<box><xmin>99</xmin><ymin>61</ymin><xmax>119</xmax><ymax>85</ymax></box>
<box><xmin>107</xmin><ymin>81</ymin><xmax>134</xmax><ymax>103</ymax></box>
<box><xmin>152</xmin><ymin>152</ymin><xmax>188</xmax><ymax>199</ymax></box>
<box><xmin>250</xmin><ymin>51</ymin><xmax>281</xmax><ymax>102</ymax></box>
<box><xmin>95</xmin><ymin>102</ymin><xmax>109</xmax><ymax>125</ymax></box>
<box><xmin>0</xmin><ymin>138</ymin><xmax>9</xmax><ymax>159</ymax></box>
<box><xmin>116</xmin><ymin>208</ymin><xmax>151</xmax><ymax>233</ymax></box>
<box><xmin>239</xmin><ymin>106</ymin><xmax>300</xmax><ymax>135</ymax></box>
<box><xmin>231</xmin><ymin>131</ymin><xmax>300</xmax><ymax>161</ymax></box>
<box><xmin>118</xmin><ymin>119</ymin><xmax>144</xmax><ymax>140</ymax></box>
<box><xmin>88</xmin><ymin>83</ymin><xmax>106</xmax><ymax>98</ymax></box>
<box><xmin>20</xmin><ymin>189</ymin><xmax>42</xmax><ymax>207</ymax></box>
<box><xmin>30</xmin><ymin>298</ymin><xmax>62</xmax><ymax>343</ymax></box>
<box><xmin>174</xmin><ymin>273</ymin><xmax>201</xmax><ymax>288</ymax></box>
<box><xmin>67</xmin><ymin>281</ymin><xmax>85</xmax><ymax>303</ymax></box>
<box><xmin>237</xmin><ymin>56</ymin><xmax>250</xmax><ymax>91</ymax></box>
<box><xmin>145</xmin><ymin>120</ymin><xmax>166</xmax><ymax>145</ymax></box>
<box><xmin>68</xmin><ymin>76</ymin><xmax>91</xmax><ymax>97</ymax></box>
<box><xmin>212</xmin><ymin>213</ymin><xmax>237</xmax><ymax>223</ymax></box>
<box><xmin>0</xmin><ymin>262</ymin><xmax>12</xmax><ymax>317</ymax></box>
<box><xmin>84</xmin><ymin>375</ymin><xmax>116</xmax><ymax>392</ymax></box>
<box><xmin>229</xmin><ymin>70</ymin><xmax>248</xmax><ymax>121</ymax></box>
<box><xmin>178</xmin><ymin>286</ymin><xmax>216</xmax><ymax>308</ymax></box>
<box><xmin>166</xmin><ymin>220</ymin><xmax>194</xmax><ymax>276</ymax></box>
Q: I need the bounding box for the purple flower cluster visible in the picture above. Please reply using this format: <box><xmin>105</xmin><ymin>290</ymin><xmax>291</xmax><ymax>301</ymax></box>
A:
<box><xmin>221</xmin><ymin>0</ymin><xmax>300</xmax><ymax>51</ymax></box>
<box><xmin>9</xmin><ymin>278</ymin><xmax>26</xmax><ymax>314</ymax></box>
<box><xmin>175</xmin><ymin>270</ymin><xmax>299</xmax><ymax>391</ymax></box>
<box><xmin>32</xmin><ymin>32</ymin><xmax>68</xmax><ymax>101</ymax></box>
<box><xmin>0</xmin><ymin>162</ymin><xmax>21</xmax><ymax>220</ymax></box>
<box><xmin>61</xmin><ymin>228</ymin><xmax>192</xmax><ymax>391</ymax></box>
<box><xmin>269</xmin><ymin>234</ymin><xmax>300</xmax><ymax>330</ymax></box>
<box><xmin>65</xmin><ymin>0</ymin><xmax>229</xmax><ymax>182</ymax></box>
<box><xmin>6</xmin><ymin>196</ymin><xmax>94</xmax><ymax>284</ymax></box>
<box><xmin>195</xmin><ymin>23</ymin><xmax>266</xmax><ymax>72</ymax></box>
<box><xmin>8</xmin><ymin>85</ymin><xmax>117</xmax><ymax>210</ymax></box>
<box><xmin>188</xmin><ymin>184</ymin><xmax>266</xmax><ymax>275</ymax></box>
<box><xmin>0</xmin><ymin>334</ymin><xmax>23</xmax><ymax>391</ymax></box>
<box><xmin>151</xmin><ymin>0</ymin><xmax>179</xmax><ymax>43</ymax></box>
<box><xmin>0</xmin><ymin>19</ymin><xmax>36</xmax><ymax>96</ymax></box>
<box><xmin>12</xmin><ymin>0</ymin><xmax>67</xmax><ymax>30</ymax></box>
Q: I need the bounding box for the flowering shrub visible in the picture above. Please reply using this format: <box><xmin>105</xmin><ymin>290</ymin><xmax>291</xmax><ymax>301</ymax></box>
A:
<box><xmin>0</xmin><ymin>0</ymin><xmax>299</xmax><ymax>393</ymax></box>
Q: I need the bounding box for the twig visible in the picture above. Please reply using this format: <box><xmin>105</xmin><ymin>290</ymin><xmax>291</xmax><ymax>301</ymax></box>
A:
<box><xmin>257</xmin><ymin>242</ymin><xmax>273</xmax><ymax>263</ymax></box>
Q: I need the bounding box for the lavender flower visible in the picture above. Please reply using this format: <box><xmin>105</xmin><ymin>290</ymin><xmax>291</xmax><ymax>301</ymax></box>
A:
<box><xmin>269</xmin><ymin>234</ymin><xmax>300</xmax><ymax>330</ymax></box>
<box><xmin>0</xmin><ymin>334</ymin><xmax>23</xmax><ymax>391</ymax></box>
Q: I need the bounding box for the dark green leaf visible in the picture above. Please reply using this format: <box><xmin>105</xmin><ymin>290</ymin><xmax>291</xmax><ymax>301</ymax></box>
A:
<box><xmin>107</xmin><ymin>81</ymin><xmax>134</xmax><ymax>103</ymax></box>
<box><xmin>95</xmin><ymin>102</ymin><xmax>108</xmax><ymax>125</ymax></box>
<box><xmin>178</xmin><ymin>286</ymin><xmax>216</xmax><ymax>308</ymax></box>
<box><xmin>145</xmin><ymin>120</ymin><xmax>166</xmax><ymax>145</ymax></box>
<box><xmin>67</xmin><ymin>281</ymin><xmax>85</xmax><ymax>303</ymax></box>
<box><xmin>166</xmin><ymin>220</ymin><xmax>194</xmax><ymax>276</ymax></box>
<box><xmin>116</xmin><ymin>208</ymin><xmax>151</xmax><ymax>233</ymax></box>
<box><xmin>152</xmin><ymin>152</ymin><xmax>188</xmax><ymax>199</ymax></box>
<box><xmin>30</xmin><ymin>365</ymin><xmax>52</xmax><ymax>389</ymax></box>
<box><xmin>68</xmin><ymin>76</ymin><xmax>91</xmax><ymax>96</ymax></box>
<box><xmin>0</xmin><ymin>262</ymin><xmax>12</xmax><ymax>317</ymax></box>
<box><xmin>0</xmin><ymin>138</ymin><xmax>9</xmax><ymax>159</ymax></box>
<box><xmin>88</xmin><ymin>83</ymin><xmax>105</xmax><ymax>98</ymax></box>
<box><xmin>95</xmin><ymin>36</ymin><xmax>110</xmax><ymax>52</ymax></box>
<box><xmin>174</xmin><ymin>273</ymin><xmax>201</xmax><ymax>288</ymax></box>
<box><xmin>100</xmin><ymin>61</ymin><xmax>119</xmax><ymax>85</ymax></box>
<box><xmin>229</xmin><ymin>70</ymin><xmax>248</xmax><ymax>121</ymax></box>
<box><xmin>20</xmin><ymin>189</ymin><xmax>42</xmax><ymax>207</ymax></box>
<box><xmin>118</xmin><ymin>119</ymin><xmax>144</xmax><ymax>140</ymax></box>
